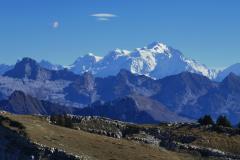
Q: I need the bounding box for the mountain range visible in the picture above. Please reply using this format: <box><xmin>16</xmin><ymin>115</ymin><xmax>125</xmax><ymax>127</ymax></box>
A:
<box><xmin>0</xmin><ymin>90</ymin><xmax>188</xmax><ymax>124</ymax></box>
<box><xmin>68</xmin><ymin>42</ymin><xmax>218</xmax><ymax>79</ymax></box>
<box><xmin>2</xmin><ymin>42</ymin><xmax>240</xmax><ymax>80</ymax></box>
<box><xmin>0</xmin><ymin>56</ymin><xmax>240</xmax><ymax>124</ymax></box>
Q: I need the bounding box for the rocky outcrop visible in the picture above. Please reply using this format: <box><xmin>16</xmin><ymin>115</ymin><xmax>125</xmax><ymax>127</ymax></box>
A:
<box><xmin>68</xmin><ymin>116</ymin><xmax>126</xmax><ymax>139</ymax></box>
<box><xmin>126</xmin><ymin>131</ymin><xmax>161</xmax><ymax>147</ymax></box>
<box><xmin>162</xmin><ymin>141</ymin><xmax>240</xmax><ymax>160</ymax></box>
<box><xmin>32</xmin><ymin>142</ymin><xmax>92</xmax><ymax>160</ymax></box>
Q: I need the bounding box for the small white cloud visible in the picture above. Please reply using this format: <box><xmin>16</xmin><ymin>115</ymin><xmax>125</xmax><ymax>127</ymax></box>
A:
<box><xmin>91</xmin><ymin>13</ymin><xmax>117</xmax><ymax>21</ymax></box>
<box><xmin>52</xmin><ymin>21</ymin><xmax>59</xmax><ymax>28</ymax></box>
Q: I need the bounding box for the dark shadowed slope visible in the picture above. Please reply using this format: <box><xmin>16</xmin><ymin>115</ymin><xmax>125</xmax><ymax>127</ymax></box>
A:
<box><xmin>0</xmin><ymin>91</ymin><xmax>79</xmax><ymax>115</ymax></box>
<box><xmin>78</xmin><ymin>95</ymin><xmax>190</xmax><ymax>124</ymax></box>
<box><xmin>180</xmin><ymin>73</ymin><xmax>240</xmax><ymax>123</ymax></box>
<box><xmin>4</xmin><ymin>57</ymin><xmax>79</xmax><ymax>81</ymax></box>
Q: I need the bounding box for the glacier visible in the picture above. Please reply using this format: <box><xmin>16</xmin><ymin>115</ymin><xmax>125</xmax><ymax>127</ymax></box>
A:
<box><xmin>68</xmin><ymin>42</ymin><xmax>218</xmax><ymax>79</ymax></box>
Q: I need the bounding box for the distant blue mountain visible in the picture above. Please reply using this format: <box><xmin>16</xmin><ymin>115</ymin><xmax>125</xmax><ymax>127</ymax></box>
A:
<box><xmin>0</xmin><ymin>64</ymin><xmax>13</xmax><ymax>75</ymax></box>
<box><xmin>1</xmin><ymin>57</ymin><xmax>240</xmax><ymax>124</ymax></box>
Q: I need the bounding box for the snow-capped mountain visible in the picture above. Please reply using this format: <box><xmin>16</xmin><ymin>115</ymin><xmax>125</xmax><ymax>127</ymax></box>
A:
<box><xmin>0</xmin><ymin>42</ymin><xmax>225</xmax><ymax>80</ymax></box>
<box><xmin>216</xmin><ymin>63</ymin><xmax>240</xmax><ymax>81</ymax></box>
<box><xmin>3</xmin><ymin>57</ymin><xmax>240</xmax><ymax>123</ymax></box>
<box><xmin>68</xmin><ymin>53</ymin><xmax>103</xmax><ymax>74</ymax></box>
<box><xmin>69</xmin><ymin>42</ymin><xmax>218</xmax><ymax>79</ymax></box>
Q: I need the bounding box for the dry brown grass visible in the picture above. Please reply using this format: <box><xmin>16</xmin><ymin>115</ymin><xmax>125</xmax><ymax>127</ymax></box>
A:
<box><xmin>1</xmin><ymin>113</ymin><xmax>204</xmax><ymax>160</ymax></box>
<box><xmin>159</xmin><ymin>125</ymin><xmax>240</xmax><ymax>155</ymax></box>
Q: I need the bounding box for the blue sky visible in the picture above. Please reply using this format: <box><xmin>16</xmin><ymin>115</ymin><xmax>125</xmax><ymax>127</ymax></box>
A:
<box><xmin>0</xmin><ymin>0</ymin><xmax>240</xmax><ymax>69</ymax></box>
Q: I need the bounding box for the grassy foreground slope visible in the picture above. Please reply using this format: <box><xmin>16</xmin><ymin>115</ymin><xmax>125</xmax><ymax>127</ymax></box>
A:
<box><xmin>0</xmin><ymin>113</ymin><xmax>202</xmax><ymax>160</ymax></box>
<box><xmin>159</xmin><ymin>124</ymin><xmax>240</xmax><ymax>155</ymax></box>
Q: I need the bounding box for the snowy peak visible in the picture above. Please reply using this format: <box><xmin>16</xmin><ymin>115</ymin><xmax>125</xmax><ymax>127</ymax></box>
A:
<box><xmin>134</xmin><ymin>42</ymin><xmax>171</xmax><ymax>58</ymax></box>
<box><xmin>68</xmin><ymin>42</ymin><xmax>217</xmax><ymax>79</ymax></box>
<box><xmin>74</xmin><ymin>53</ymin><xmax>103</xmax><ymax>64</ymax></box>
<box><xmin>84</xmin><ymin>53</ymin><xmax>102</xmax><ymax>62</ymax></box>
<box><xmin>106</xmin><ymin>49</ymin><xmax>130</xmax><ymax>59</ymax></box>
<box><xmin>146</xmin><ymin>41</ymin><xmax>169</xmax><ymax>53</ymax></box>
<box><xmin>85</xmin><ymin>53</ymin><xmax>103</xmax><ymax>62</ymax></box>
<box><xmin>69</xmin><ymin>53</ymin><xmax>103</xmax><ymax>74</ymax></box>
<box><xmin>0</xmin><ymin>42</ymin><xmax>221</xmax><ymax>80</ymax></box>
